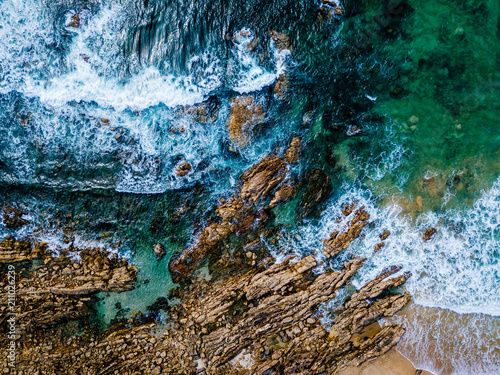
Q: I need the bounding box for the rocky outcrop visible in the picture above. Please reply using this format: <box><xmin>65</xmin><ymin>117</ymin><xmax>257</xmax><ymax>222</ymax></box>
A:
<box><xmin>0</xmin><ymin>239</ymin><xmax>42</xmax><ymax>262</ymax></box>
<box><xmin>268</xmin><ymin>180</ymin><xmax>297</xmax><ymax>208</ymax></box>
<box><xmin>240</xmin><ymin>155</ymin><xmax>287</xmax><ymax>203</ymax></box>
<box><xmin>284</xmin><ymin>137</ymin><xmax>301</xmax><ymax>164</ymax></box>
<box><xmin>274</xmin><ymin>74</ymin><xmax>288</xmax><ymax>99</ymax></box>
<box><xmin>1</xmin><ymin>204</ymin><xmax>30</xmax><ymax>229</ymax></box>
<box><xmin>0</xmin><ymin>240</ymin><xmax>136</xmax><ymax>330</ymax></box>
<box><xmin>169</xmin><ymin>154</ymin><xmax>288</xmax><ymax>283</ymax></box>
<box><xmin>229</xmin><ymin>96</ymin><xmax>265</xmax><ymax>147</ymax></box>
<box><xmin>176</xmin><ymin>161</ymin><xmax>192</xmax><ymax>177</ymax></box>
<box><xmin>324</xmin><ymin>205</ymin><xmax>370</xmax><ymax>258</ymax></box>
<box><xmin>4</xmin><ymin>232</ymin><xmax>410</xmax><ymax>374</ymax></box>
<box><xmin>153</xmin><ymin>243</ymin><xmax>166</xmax><ymax>260</ymax></box>
<box><xmin>423</xmin><ymin>228</ymin><xmax>437</xmax><ymax>242</ymax></box>
<box><xmin>270</xmin><ymin>30</ymin><xmax>291</xmax><ymax>51</ymax></box>
<box><xmin>67</xmin><ymin>12</ymin><xmax>80</xmax><ymax>28</ymax></box>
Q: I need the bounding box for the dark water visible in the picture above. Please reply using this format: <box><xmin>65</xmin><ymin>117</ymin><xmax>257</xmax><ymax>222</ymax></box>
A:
<box><xmin>1</xmin><ymin>0</ymin><xmax>499</xmax><ymax>373</ymax></box>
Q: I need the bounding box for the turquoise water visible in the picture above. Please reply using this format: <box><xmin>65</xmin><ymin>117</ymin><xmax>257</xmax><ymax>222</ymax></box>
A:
<box><xmin>1</xmin><ymin>0</ymin><xmax>499</xmax><ymax>373</ymax></box>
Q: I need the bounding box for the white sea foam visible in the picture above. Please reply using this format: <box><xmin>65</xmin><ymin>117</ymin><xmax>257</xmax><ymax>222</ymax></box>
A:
<box><xmin>1</xmin><ymin>2</ymin><xmax>286</xmax><ymax>112</ymax></box>
<box><xmin>269</xmin><ymin>179</ymin><xmax>500</xmax><ymax>374</ymax></box>
<box><xmin>383</xmin><ymin>304</ymin><xmax>500</xmax><ymax>375</ymax></box>
<box><xmin>277</xmin><ymin>179</ymin><xmax>500</xmax><ymax>316</ymax></box>
<box><xmin>0</xmin><ymin>1</ymin><xmax>291</xmax><ymax>194</ymax></box>
<box><xmin>230</xmin><ymin>28</ymin><xmax>290</xmax><ymax>94</ymax></box>
<box><xmin>5</xmin><ymin>1</ymin><xmax>222</xmax><ymax>111</ymax></box>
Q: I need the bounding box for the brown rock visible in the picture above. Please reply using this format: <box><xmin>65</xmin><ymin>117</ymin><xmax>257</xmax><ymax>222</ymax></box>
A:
<box><xmin>2</xmin><ymin>204</ymin><xmax>29</xmax><ymax>229</ymax></box>
<box><xmin>270</xmin><ymin>30</ymin><xmax>291</xmax><ymax>51</ymax></box>
<box><xmin>176</xmin><ymin>162</ymin><xmax>192</xmax><ymax>177</ymax></box>
<box><xmin>240</xmin><ymin>155</ymin><xmax>286</xmax><ymax>204</ymax></box>
<box><xmin>423</xmin><ymin>228</ymin><xmax>437</xmax><ymax>242</ymax></box>
<box><xmin>274</xmin><ymin>74</ymin><xmax>288</xmax><ymax>99</ymax></box>
<box><xmin>324</xmin><ymin>206</ymin><xmax>370</xmax><ymax>258</ymax></box>
<box><xmin>379</xmin><ymin>230</ymin><xmax>391</xmax><ymax>241</ymax></box>
<box><xmin>67</xmin><ymin>13</ymin><xmax>80</xmax><ymax>28</ymax></box>
<box><xmin>268</xmin><ymin>180</ymin><xmax>296</xmax><ymax>208</ymax></box>
<box><xmin>229</xmin><ymin>96</ymin><xmax>264</xmax><ymax>147</ymax></box>
<box><xmin>3</xmin><ymin>223</ymin><xmax>411</xmax><ymax>375</ymax></box>
<box><xmin>153</xmin><ymin>244</ymin><xmax>166</xmax><ymax>260</ymax></box>
<box><xmin>284</xmin><ymin>137</ymin><xmax>301</xmax><ymax>164</ymax></box>
<box><xmin>0</xmin><ymin>241</ymin><xmax>136</xmax><ymax>331</ymax></box>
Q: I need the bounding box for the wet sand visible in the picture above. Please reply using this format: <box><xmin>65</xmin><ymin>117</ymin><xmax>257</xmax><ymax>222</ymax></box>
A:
<box><xmin>382</xmin><ymin>301</ymin><xmax>500</xmax><ymax>375</ymax></box>
<box><xmin>339</xmin><ymin>347</ymin><xmax>433</xmax><ymax>375</ymax></box>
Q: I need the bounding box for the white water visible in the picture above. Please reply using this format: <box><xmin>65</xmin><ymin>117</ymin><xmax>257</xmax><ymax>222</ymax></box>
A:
<box><xmin>0</xmin><ymin>0</ymin><xmax>290</xmax><ymax>193</ymax></box>
<box><xmin>270</xmin><ymin>178</ymin><xmax>500</xmax><ymax>374</ymax></box>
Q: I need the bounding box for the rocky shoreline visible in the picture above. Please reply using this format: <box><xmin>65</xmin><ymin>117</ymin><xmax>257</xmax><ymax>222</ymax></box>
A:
<box><xmin>0</xmin><ymin>145</ymin><xmax>423</xmax><ymax>374</ymax></box>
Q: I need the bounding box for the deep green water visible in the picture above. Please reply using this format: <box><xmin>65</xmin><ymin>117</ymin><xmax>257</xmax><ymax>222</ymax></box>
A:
<box><xmin>0</xmin><ymin>0</ymin><xmax>499</xmax><ymax>373</ymax></box>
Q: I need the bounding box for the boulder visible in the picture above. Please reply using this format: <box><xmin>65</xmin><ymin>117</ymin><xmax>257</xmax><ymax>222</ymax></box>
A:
<box><xmin>176</xmin><ymin>162</ymin><xmax>192</xmax><ymax>177</ymax></box>
<box><xmin>229</xmin><ymin>96</ymin><xmax>264</xmax><ymax>147</ymax></box>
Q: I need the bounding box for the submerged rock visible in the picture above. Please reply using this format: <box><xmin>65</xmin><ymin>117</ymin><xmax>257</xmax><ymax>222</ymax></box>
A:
<box><xmin>181</xmin><ymin>101</ymin><xmax>219</xmax><ymax>124</ymax></box>
<box><xmin>297</xmin><ymin>168</ymin><xmax>332</xmax><ymax>218</ymax></box>
<box><xmin>153</xmin><ymin>243</ymin><xmax>166</xmax><ymax>260</ymax></box>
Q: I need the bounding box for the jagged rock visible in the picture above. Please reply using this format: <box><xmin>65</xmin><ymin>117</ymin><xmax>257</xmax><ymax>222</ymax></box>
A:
<box><xmin>274</xmin><ymin>74</ymin><xmax>288</xmax><ymax>99</ymax></box>
<box><xmin>380</xmin><ymin>230</ymin><xmax>391</xmax><ymax>241</ymax></box>
<box><xmin>270</xmin><ymin>30</ymin><xmax>291</xmax><ymax>51</ymax></box>
<box><xmin>229</xmin><ymin>96</ymin><xmax>265</xmax><ymax>147</ymax></box>
<box><xmin>324</xmin><ymin>206</ymin><xmax>370</xmax><ymax>258</ymax></box>
<box><xmin>1</xmin><ymin>215</ymin><xmax>411</xmax><ymax>375</ymax></box>
<box><xmin>284</xmin><ymin>137</ymin><xmax>301</xmax><ymax>164</ymax></box>
<box><xmin>240</xmin><ymin>155</ymin><xmax>287</xmax><ymax>204</ymax></box>
<box><xmin>423</xmin><ymin>228</ymin><xmax>437</xmax><ymax>242</ymax></box>
<box><xmin>374</xmin><ymin>242</ymin><xmax>385</xmax><ymax>252</ymax></box>
<box><xmin>2</xmin><ymin>205</ymin><xmax>30</xmax><ymax>229</ymax></box>
<box><xmin>0</xmin><ymin>241</ymin><xmax>136</xmax><ymax>331</ymax></box>
<box><xmin>0</xmin><ymin>239</ymin><xmax>47</xmax><ymax>264</ymax></box>
<box><xmin>67</xmin><ymin>12</ymin><xmax>80</xmax><ymax>28</ymax></box>
<box><xmin>268</xmin><ymin>180</ymin><xmax>296</xmax><ymax>208</ymax></box>
<box><xmin>176</xmin><ymin>162</ymin><xmax>192</xmax><ymax>177</ymax></box>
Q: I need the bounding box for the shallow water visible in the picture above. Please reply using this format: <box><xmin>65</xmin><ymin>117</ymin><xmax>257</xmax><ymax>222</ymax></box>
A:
<box><xmin>1</xmin><ymin>0</ymin><xmax>499</xmax><ymax>373</ymax></box>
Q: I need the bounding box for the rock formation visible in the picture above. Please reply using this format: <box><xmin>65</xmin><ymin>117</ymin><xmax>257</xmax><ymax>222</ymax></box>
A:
<box><xmin>228</xmin><ymin>96</ymin><xmax>265</xmax><ymax>147</ymax></box>
<box><xmin>0</xmin><ymin>240</ymin><xmax>136</xmax><ymax>331</ymax></box>
<box><xmin>1</xmin><ymin>146</ymin><xmax>412</xmax><ymax>375</ymax></box>
<box><xmin>169</xmin><ymin>153</ymin><xmax>290</xmax><ymax>283</ymax></box>
<box><xmin>176</xmin><ymin>161</ymin><xmax>192</xmax><ymax>177</ymax></box>
<box><xmin>1</xmin><ymin>231</ymin><xmax>410</xmax><ymax>374</ymax></box>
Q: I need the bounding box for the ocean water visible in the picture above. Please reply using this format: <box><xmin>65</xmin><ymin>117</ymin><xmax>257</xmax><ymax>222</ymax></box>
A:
<box><xmin>0</xmin><ymin>0</ymin><xmax>499</xmax><ymax>373</ymax></box>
